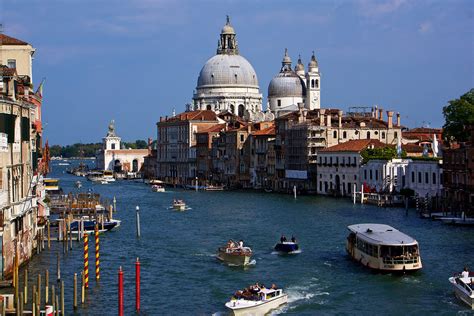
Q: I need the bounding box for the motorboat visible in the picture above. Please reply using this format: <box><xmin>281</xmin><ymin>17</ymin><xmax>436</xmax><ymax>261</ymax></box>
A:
<box><xmin>274</xmin><ymin>241</ymin><xmax>299</xmax><ymax>254</ymax></box>
<box><xmin>440</xmin><ymin>213</ymin><xmax>474</xmax><ymax>226</ymax></box>
<box><xmin>225</xmin><ymin>285</ymin><xmax>288</xmax><ymax>316</ymax></box>
<box><xmin>346</xmin><ymin>223</ymin><xmax>422</xmax><ymax>272</ymax></box>
<box><xmin>75</xmin><ymin>180</ymin><xmax>82</xmax><ymax>189</ymax></box>
<box><xmin>68</xmin><ymin>218</ymin><xmax>121</xmax><ymax>234</ymax></box>
<box><xmin>449</xmin><ymin>272</ymin><xmax>474</xmax><ymax>309</ymax></box>
<box><xmin>217</xmin><ymin>243</ymin><xmax>253</xmax><ymax>266</ymax></box>
<box><xmin>172</xmin><ymin>199</ymin><xmax>186</xmax><ymax>211</ymax></box>
<box><xmin>204</xmin><ymin>185</ymin><xmax>225</xmax><ymax>191</ymax></box>
<box><xmin>151</xmin><ymin>185</ymin><xmax>165</xmax><ymax>192</ymax></box>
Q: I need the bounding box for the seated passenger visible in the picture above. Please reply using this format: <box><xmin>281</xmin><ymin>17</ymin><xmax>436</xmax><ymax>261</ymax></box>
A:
<box><xmin>462</xmin><ymin>267</ymin><xmax>469</xmax><ymax>278</ymax></box>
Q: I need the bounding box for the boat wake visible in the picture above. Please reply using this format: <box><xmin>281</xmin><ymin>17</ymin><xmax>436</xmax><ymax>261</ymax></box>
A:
<box><xmin>271</xmin><ymin>249</ymin><xmax>302</xmax><ymax>255</ymax></box>
<box><xmin>271</xmin><ymin>279</ymin><xmax>330</xmax><ymax>314</ymax></box>
<box><xmin>225</xmin><ymin>259</ymin><xmax>257</xmax><ymax>267</ymax></box>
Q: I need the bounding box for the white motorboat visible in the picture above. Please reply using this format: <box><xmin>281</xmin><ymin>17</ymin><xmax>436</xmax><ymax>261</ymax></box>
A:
<box><xmin>449</xmin><ymin>273</ymin><xmax>474</xmax><ymax>309</ymax></box>
<box><xmin>440</xmin><ymin>213</ymin><xmax>474</xmax><ymax>226</ymax></box>
<box><xmin>172</xmin><ymin>199</ymin><xmax>186</xmax><ymax>211</ymax></box>
<box><xmin>151</xmin><ymin>185</ymin><xmax>165</xmax><ymax>192</ymax></box>
<box><xmin>346</xmin><ymin>223</ymin><xmax>422</xmax><ymax>272</ymax></box>
<box><xmin>225</xmin><ymin>286</ymin><xmax>288</xmax><ymax>316</ymax></box>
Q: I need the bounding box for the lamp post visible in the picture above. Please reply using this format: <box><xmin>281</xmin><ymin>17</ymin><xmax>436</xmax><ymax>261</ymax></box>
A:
<box><xmin>195</xmin><ymin>177</ymin><xmax>198</xmax><ymax>191</ymax></box>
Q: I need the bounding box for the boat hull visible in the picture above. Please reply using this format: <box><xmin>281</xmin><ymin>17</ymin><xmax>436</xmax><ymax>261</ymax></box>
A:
<box><xmin>449</xmin><ymin>277</ymin><xmax>474</xmax><ymax>309</ymax></box>
<box><xmin>226</xmin><ymin>294</ymin><xmax>288</xmax><ymax>316</ymax></box>
<box><xmin>173</xmin><ymin>204</ymin><xmax>186</xmax><ymax>211</ymax></box>
<box><xmin>274</xmin><ymin>242</ymin><xmax>299</xmax><ymax>253</ymax></box>
<box><xmin>217</xmin><ymin>250</ymin><xmax>252</xmax><ymax>266</ymax></box>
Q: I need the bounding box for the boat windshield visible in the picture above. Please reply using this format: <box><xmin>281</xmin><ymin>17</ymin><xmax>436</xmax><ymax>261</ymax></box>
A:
<box><xmin>380</xmin><ymin>245</ymin><xmax>419</xmax><ymax>264</ymax></box>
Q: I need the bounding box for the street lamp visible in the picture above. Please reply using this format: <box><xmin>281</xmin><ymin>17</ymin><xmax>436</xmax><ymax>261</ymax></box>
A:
<box><xmin>195</xmin><ymin>177</ymin><xmax>198</xmax><ymax>191</ymax></box>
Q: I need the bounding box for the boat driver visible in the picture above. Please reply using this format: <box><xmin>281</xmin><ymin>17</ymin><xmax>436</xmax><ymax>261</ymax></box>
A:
<box><xmin>462</xmin><ymin>267</ymin><xmax>469</xmax><ymax>278</ymax></box>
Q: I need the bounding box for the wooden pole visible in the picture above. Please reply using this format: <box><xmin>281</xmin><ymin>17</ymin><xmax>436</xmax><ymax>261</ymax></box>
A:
<box><xmin>24</xmin><ymin>269</ymin><xmax>28</xmax><ymax>304</ymax></box>
<box><xmin>57</xmin><ymin>253</ymin><xmax>61</xmax><ymax>282</ymax></box>
<box><xmin>55</xmin><ymin>295</ymin><xmax>59</xmax><ymax>316</ymax></box>
<box><xmin>37</xmin><ymin>273</ymin><xmax>41</xmax><ymax>309</ymax></box>
<box><xmin>45</xmin><ymin>269</ymin><xmax>49</xmax><ymax>304</ymax></box>
<box><xmin>73</xmin><ymin>273</ymin><xmax>77</xmax><ymax>310</ymax></box>
<box><xmin>19</xmin><ymin>292</ymin><xmax>23</xmax><ymax>316</ymax></box>
<box><xmin>47</xmin><ymin>220</ymin><xmax>51</xmax><ymax>249</ymax></box>
<box><xmin>81</xmin><ymin>271</ymin><xmax>85</xmax><ymax>304</ymax></box>
<box><xmin>32</xmin><ymin>285</ymin><xmax>36</xmax><ymax>316</ymax></box>
<box><xmin>60</xmin><ymin>281</ymin><xmax>64</xmax><ymax>316</ymax></box>
<box><xmin>51</xmin><ymin>285</ymin><xmax>56</xmax><ymax>315</ymax></box>
<box><xmin>16</xmin><ymin>294</ymin><xmax>20</xmax><ymax>316</ymax></box>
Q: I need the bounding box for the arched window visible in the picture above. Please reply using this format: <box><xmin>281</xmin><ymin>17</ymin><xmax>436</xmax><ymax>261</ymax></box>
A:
<box><xmin>343</xmin><ymin>131</ymin><xmax>347</xmax><ymax>138</ymax></box>
<box><xmin>230</xmin><ymin>104</ymin><xmax>235</xmax><ymax>114</ymax></box>
<box><xmin>238</xmin><ymin>104</ymin><xmax>245</xmax><ymax>117</ymax></box>
<box><xmin>132</xmin><ymin>159</ymin><xmax>139</xmax><ymax>172</ymax></box>
<box><xmin>311</xmin><ymin>79</ymin><xmax>315</xmax><ymax>88</ymax></box>
<box><xmin>206</xmin><ymin>104</ymin><xmax>212</xmax><ymax>110</ymax></box>
<box><xmin>367</xmin><ymin>131</ymin><xmax>371</xmax><ymax>139</ymax></box>
<box><xmin>315</xmin><ymin>79</ymin><xmax>319</xmax><ymax>88</ymax></box>
<box><xmin>382</xmin><ymin>132</ymin><xmax>386</xmax><ymax>139</ymax></box>
<box><xmin>333</xmin><ymin>130</ymin><xmax>337</xmax><ymax>139</ymax></box>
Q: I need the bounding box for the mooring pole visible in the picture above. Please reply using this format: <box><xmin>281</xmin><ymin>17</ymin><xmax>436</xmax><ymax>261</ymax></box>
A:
<box><xmin>135</xmin><ymin>258</ymin><xmax>140</xmax><ymax>311</ymax></box>
<box><xmin>95</xmin><ymin>225</ymin><xmax>100</xmax><ymax>281</ymax></box>
<box><xmin>293</xmin><ymin>185</ymin><xmax>297</xmax><ymax>199</ymax></box>
<box><xmin>118</xmin><ymin>267</ymin><xmax>124</xmax><ymax>316</ymax></box>
<box><xmin>84</xmin><ymin>233</ymin><xmax>89</xmax><ymax>289</ymax></box>
<box><xmin>136</xmin><ymin>206</ymin><xmax>141</xmax><ymax>238</ymax></box>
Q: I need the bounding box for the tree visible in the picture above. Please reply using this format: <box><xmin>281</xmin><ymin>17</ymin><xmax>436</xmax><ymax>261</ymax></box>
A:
<box><xmin>442</xmin><ymin>88</ymin><xmax>474</xmax><ymax>143</ymax></box>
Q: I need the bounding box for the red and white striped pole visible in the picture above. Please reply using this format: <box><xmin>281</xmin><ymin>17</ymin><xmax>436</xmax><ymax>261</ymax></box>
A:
<box><xmin>118</xmin><ymin>267</ymin><xmax>124</xmax><ymax>316</ymax></box>
<box><xmin>135</xmin><ymin>258</ymin><xmax>141</xmax><ymax>311</ymax></box>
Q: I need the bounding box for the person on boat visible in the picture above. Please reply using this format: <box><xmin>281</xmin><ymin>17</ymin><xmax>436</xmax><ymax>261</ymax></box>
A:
<box><xmin>280</xmin><ymin>235</ymin><xmax>287</xmax><ymax>243</ymax></box>
<box><xmin>238</xmin><ymin>240</ymin><xmax>244</xmax><ymax>248</ymax></box>
<box><xmin>291</xmin><ymin>235</ymin><xmax>296</xmax><ymax>243</ymax></box>
<box><xmin>462</xmin><ymin>267</ymin><xmax>469</xmax><ymax>278</ymax></box>
<box><xmin>271</xmin><ymin>283</ymin><xmax>277</xmax><ymax>290</ymax></box>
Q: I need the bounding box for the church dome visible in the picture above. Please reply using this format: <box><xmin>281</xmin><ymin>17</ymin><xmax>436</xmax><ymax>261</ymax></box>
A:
<box><xmin>268</xmin><ymin>72</ymin><xmax>306</xmax><ymax>98</ymax></box>
<box><xmin>197</xmin><ymin>54</ymin><xmax>259</xmax><ymax>88</ymax></box>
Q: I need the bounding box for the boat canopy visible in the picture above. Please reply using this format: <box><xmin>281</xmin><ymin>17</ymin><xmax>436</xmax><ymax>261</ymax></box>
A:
<box><xmin>347</xmin><ymin>223</ymin><xmax>418</xmax><ymax>246</ymax></box>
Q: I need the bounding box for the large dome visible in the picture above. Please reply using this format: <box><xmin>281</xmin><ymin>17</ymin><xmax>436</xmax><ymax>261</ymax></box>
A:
<box><xmin>197</xmin><ymin>54</ymin><xmax>259</xmax><ymax>88</ymax></box>
<box><xmin>268</xmin><ymin>72</ymin><xmax>306</xmax><ymax>98</ymax></box>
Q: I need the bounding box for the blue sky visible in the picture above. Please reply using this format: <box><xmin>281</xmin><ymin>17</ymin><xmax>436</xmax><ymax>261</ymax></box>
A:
<box><xmin>1</xmin><ymin>0</ymin><xmax>473</xmax><ymax>145</ymax></box>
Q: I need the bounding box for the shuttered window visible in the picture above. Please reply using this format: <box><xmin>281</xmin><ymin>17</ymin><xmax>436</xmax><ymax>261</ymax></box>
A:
<box><xmin>21</xmin><ymin>116</ymin><xmax>30</xmax><ymax>141</ymax></box>
<box><xmin>0</xmin><ymin>113</ymin><xmax>17</xmax><ymax>143</ymax></box>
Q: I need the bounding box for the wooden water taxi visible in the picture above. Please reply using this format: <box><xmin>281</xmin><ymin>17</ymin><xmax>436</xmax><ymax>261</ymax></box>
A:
<box><xmin>217</xmin><ymin>241</ymin><xmax>252</xmax><ymax>266</ymax></box>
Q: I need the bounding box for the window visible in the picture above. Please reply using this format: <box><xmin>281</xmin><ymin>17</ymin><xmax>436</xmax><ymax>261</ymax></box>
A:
<box><xmin>370</xmin><ymin>170</ymin><xmax>373</xmax><ymax>180</ymax></box>
<box><xmin>364</xmin><ymin>169</ymin><xmax>367</xmax><ymax>180</ymax></box>
<box><xmin>324</xmin><ymin>157</ymin><xmax>327</xmax><ymax>164</ymax></box>
<box><xmin>375</xmin><ymin>170</ymin><xmax>378</xmax><ymax>181</ymax></box>
<box><xmin>277</xmin><ymin>100</ymin><xmax>281</xmax><ymax>107</ymax></box>
<box><xmin>343</xmin><ymin>131</ymin><xmax>347</xmax><ymax>138</ymax></box>
<box><xmin>333</xmin><ymin>131</ymin><xmax>337</xmax><ymax>139</ymax></box>
<box><xmin>311</xmin><ymin>79</ymin><xmax>315</xmax><ymax>88</ymax></box>
<box><xmin>315</xmin><ymin>79</ymin><xmax>319</xmax><ymax>88</ymax></box>
<box><xmin>425</xmin><ymin>172</ymin><xmax>429</xmax><ymax>184</ymax></box>
<box><xmin>7</xmin><ymin>59</ymin><xmax>16</xmax><ymax>69</ymax></box>
<box><xmin>411</xmin><ymin>171</ymin><xmax>415</xmax><ymax>183</ymax></box>
<box><xmin>394</xmin><ymin>132</ymin><xmax>398</xmax><ymax>139</ymax></box>
<box><xmin>418</xmin><ymin>172</ymin><xmax>422</xmax><ymax>183</ymax></box>
<box><xmin>382</xmin><ymin>132</ymin><xmax>386</xmax><ymax>139</ymax></box>
<box><xmin>319</xmin><ymin>181</ymin><xmax>322</xmax><ymax>191</ymax></box>
<box><xmin>111</xmin><ymin>143</ymin><xmax>115</xmax><ymax>149</ymax></box>
<box><xmin>433</xmin><ymin>172</ymin><xmax>436</xmax><ymax>184</ymax></box>
<box><xmin>354</xmin><ymin>175</ymin><xmax>357</xmax><ymax>180</ymax></box>
<box><xmin>240</xmin><ymin>134</ymin><xmax>244</xmax><ymax>142</ymax></box>
<box><xmin>353</xmin><ymin>157</ymin><xmax>356</xmax><ymax>165</ymax></box>
<box><xmin>330</xmin><ymin>157</ymin><xmax>333</xmax><ymax>164</ymax></box>
<box><xmin>367</xmin><ymin>131</ymin><xmax>371</xmax><ymax>139</ymax></box>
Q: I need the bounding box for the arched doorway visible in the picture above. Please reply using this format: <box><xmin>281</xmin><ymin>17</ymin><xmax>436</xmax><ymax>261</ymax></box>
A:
<box><xmin>114</xmin><ymin>160</ymin><xmax>122</xmax><ymax>172</ymax></box>
<box><xmin>229</xmin><ymin>104</ymin><xmax>235</xmax><ymax>114</ymax></box>
<box><xmin>132</xmin><ymin>159</ymin><xmax>138</xmax><ymax>172</ymax></box>
<box><xmin>238</xmin><ymin>104</ymin><xmax>245</xmax><ymax>117</ymax></box>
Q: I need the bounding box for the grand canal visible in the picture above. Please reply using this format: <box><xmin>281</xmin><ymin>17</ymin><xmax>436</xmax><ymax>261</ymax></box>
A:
<box><xmin>15</xmin><ymin>162</ymin><xmax>474</xmax><ymax>315</ymax></box>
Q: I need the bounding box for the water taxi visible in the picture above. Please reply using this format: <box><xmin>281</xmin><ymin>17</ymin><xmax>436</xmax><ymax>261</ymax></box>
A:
<box><xmin>151</xmin><ymin>184</ymin><xmax>165</xmax><ymax>192</ymax></box>
<box><xmin>217</xmin><ymin>242</ymin><xmax>253</xmax><ymax>266</ymax></box>
<box><xmin>274</xmin><ymin>241</ymin><xmax>299</xmax><ymax>254</ymax></box>
<box><xmin>225</xmin><ymin>285</ymin><xmax>288</xmax><ymax>316</ymax></box>
<box><xmin>346</xmin><ymin>224</ymin><xmax>422</xmax><ymax>272</ymax></box>
<box><xmin>449</xmin><ymin>272</ymin><xmax>474</xmax><ymax>309</ymax></box>
<box><xmin>172</xmin><ymin>199</ymin><xmax>186</xmax><ymax>211</ymax></box>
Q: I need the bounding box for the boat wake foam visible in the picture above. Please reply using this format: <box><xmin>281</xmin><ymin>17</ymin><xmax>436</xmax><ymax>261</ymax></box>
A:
<box><xmin>271</xmin><ymin>249</ymin><xmax>302</xmax><ymax>255</ymax></box>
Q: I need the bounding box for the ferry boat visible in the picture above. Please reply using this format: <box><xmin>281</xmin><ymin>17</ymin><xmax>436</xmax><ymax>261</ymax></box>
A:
<box><xmin>172</xmin><ymin>199</ymin><xmax>186</xmax><ymax>211</ymax></box>
<box><xmin>225</xmin><ymin>285</ymin><xmax>288</xmax><ymax>316</ymax></box>
<box><xmin>217</xmin><ymin>244</ymin><xmax>253</xmax><ymax>266</ymax></box>
<box><xmin>449</xmin><ymin>272</ymin><xmax>474</xmax><ymax>309</ymax></box>
<box><xmin>346</xmin><ymin>224</ymin><xmax>422</xmax><ymax>272</ymax></box>
<box><xmin>151</xmin><ymin>185</ymin><xmax>165</xmax><ymax>192</ymax></box>
<box><xmin>44</xmin><ymin>178</ymin><xmax>63</xmax><ymax>195</ymax></box>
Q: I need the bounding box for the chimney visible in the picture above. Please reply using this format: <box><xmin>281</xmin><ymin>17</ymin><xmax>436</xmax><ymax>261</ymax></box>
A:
<box><xmin>326</xmin><ymin>112</ymin><xmax>332</xmax><ymax>127</ymax></box>
<box><xmin>247</xmin><ymin>124</ymin><xmax>251</xmax><ymax>134</ymax></box>
<box><xmin>319</xmin><ymin>109</ymin><xmax>326</xmax><ymax>126</ymax></box>
<box><xmin>338</xmin><ymin>110</ymin><xmax>343</xmax><ymax>128</ymax></box>
<box><xmin>387</xmin><ymin>111</ymin><xmax>394</xmax><ymax>129</ymax></box>
<box><xmin>374</xmin><ymin>105</ymin><xmax>379</xmax><ymax>119</ymax></box>
<box><xmin>378</xmin><ymin>108</ymin><xmax>383</xmax><ymax>121</ymax></box>
<box><xmin>396</xmin><ymin>112</ymin><xmax>401</xmax><ymax>126</ymax></box>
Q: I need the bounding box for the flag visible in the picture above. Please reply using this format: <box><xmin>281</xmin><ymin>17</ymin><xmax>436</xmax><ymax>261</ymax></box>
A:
<box><xmin>35</xmin><ymin>78</ymin><xmax>45</xmax><ymax>98</ymax></box>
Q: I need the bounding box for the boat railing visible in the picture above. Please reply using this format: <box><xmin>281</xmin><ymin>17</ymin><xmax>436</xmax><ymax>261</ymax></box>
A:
<box><xmin>382</xmin><ymin>255</ymin><xmax>419</xmax><ymax>265</ymax></box>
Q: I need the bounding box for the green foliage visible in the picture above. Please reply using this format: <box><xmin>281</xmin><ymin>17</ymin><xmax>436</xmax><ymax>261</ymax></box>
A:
<box><xmin>442</xmin><ymin>88</ymin><xmax>474</xmax><ymax>142</ymax></box>
<box><xmin>122</xmin><ymin>140</ymin><xmax>148</xmax><ymax>149</ymax></box>
<box><xmin>361</xmin><ymin>147</ymin><xmax>406</xmax><ymax>163</ymax></box>
<box><xmin>49</xmin><ymin>140</ymin><xmax>149</xmax><ymax>158</ymax></box>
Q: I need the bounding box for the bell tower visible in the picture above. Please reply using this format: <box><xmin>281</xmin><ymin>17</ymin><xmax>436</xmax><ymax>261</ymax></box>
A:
<box><xmin>103</xmin><ymin>120</ymin><xmax>121</xmax><ymax>150</ymax></box>
<box><xmin>305</xmin><ymin>51</ymin><xmax>321</xmax><ymax>110</ymax></box>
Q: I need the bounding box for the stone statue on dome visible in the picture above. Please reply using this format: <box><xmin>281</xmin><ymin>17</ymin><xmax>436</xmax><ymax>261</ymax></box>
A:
<box><xmin>107</xmin><ymin>120</ymin><xmax>116</xmax><ymax>137</ymax></box>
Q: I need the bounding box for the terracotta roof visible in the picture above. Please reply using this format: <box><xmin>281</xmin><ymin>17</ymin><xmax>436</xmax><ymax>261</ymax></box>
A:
<box><xmin>402</xmin><ymin>144</ymin><xmax>424</xmax><ymax>153</ymax></box>
<box><xmin>319</xmin><ymin>139</ymin><xmax>386</xmax><ymax>153</ymax></box>
<box><xmin>0</xmin><ymin>65</ymin><xmax>17</xmax><ymax>76</ymax></box>
<box><xmin>196</xmin><ymin>123</ymin><xmax>226</xmax><ymax>134</ymax></box>
<box><xmin>0</xmin><ymin>34</ymin><xmax>29</xmax><ymax>45</ymax></box>
<box><xmin>164</xmin><ymin>110</ymin><xmax>218</xmax><ymax>122</ymax></box>
<box><xmin>252</xmin><ymin>125</ymin><xmax>275</xmax><ymax>136</ymax></box>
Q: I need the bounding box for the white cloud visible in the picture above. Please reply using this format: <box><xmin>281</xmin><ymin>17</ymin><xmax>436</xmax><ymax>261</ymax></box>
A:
<box><xmin>357</xmin><ymin>0</ymin><xmax>407</xmax><ymax>17</ymax></box>
<box><xmin>418</xmin><ymin>21</ymin><xmax>432</xmax><ymax>34</ymax></box>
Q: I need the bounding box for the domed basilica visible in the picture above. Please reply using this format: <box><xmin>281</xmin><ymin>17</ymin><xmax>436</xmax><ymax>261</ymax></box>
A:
<box><xmin>192</xmin><ymin>17</ymin><xmax>321</xmax><ymax>121</ymax></box>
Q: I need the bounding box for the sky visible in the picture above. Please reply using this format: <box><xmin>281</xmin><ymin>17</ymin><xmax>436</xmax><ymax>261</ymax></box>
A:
<box><xmin>1</xmin><ymin>0</ymin><xmax>473</xmax><ymax>145</ymax></box>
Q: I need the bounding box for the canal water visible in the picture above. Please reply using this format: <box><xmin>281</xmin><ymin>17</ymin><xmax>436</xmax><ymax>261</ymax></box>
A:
<box><xmin>14</xmin><ymin>162</ymin><xmax>474</xmax><ymax>315</ymax></box>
